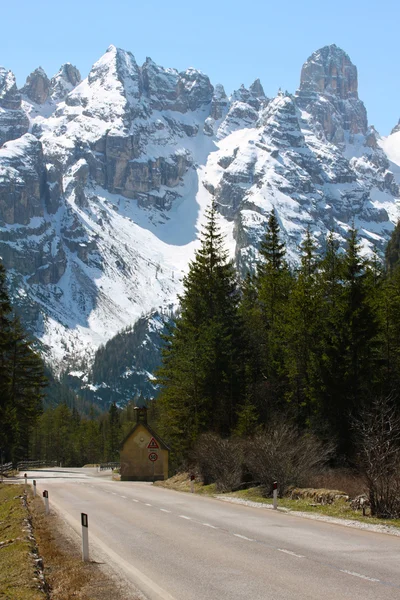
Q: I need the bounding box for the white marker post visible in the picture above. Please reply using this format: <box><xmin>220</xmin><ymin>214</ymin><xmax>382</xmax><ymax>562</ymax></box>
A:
<box><xmin>273</xmin><ymin>481</ymin><xmax>278</xmax><ymax>510</ymax></box>
<box><xmin>81</xmin><ymin>513</ymin><xmax>89</xmax><ymax>562</ymax></box>
<box><xmin>24</xmin><ymin>473</ymin><xmax>27</xmax><ymax>490</ymax></box>
<box><xmin>43</xmin><ymin>490</ymin><xmax>49</xmax><ymax>515</ymax></box>
<box><xmin>190</xmin><ymin>474</ymin><xmax>195</xmax><ymax>493</ymax></box>
<box><xmin>33</xmin><ymin>480</ymin><xmax>36</xmax><ymax>497</ymax></box>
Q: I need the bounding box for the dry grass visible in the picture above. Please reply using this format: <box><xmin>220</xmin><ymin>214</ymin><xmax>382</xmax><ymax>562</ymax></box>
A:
<box><xmin>30</xmin><ymin>494</ymin><xmax>132</xmax><ymax>600</ymax></box>
<box><xmin>157</xmin><ymin>473</ymin><xmax>400</xmax><ymax>529</ymax></box>
<box><xmin>0</xmin><ymin>484</ymin><xmax>45</xmax><ymax>600</ymax></box>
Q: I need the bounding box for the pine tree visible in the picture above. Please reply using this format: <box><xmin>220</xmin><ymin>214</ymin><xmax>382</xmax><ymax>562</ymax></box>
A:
<box><xmin>0</xmin><ymin>260</ymin><xmax>46</xmax><ymax>461</ymax></box>
<box><xmin>156</xmin><ymin>202</ymin><xmax>244</xmax><ymax>463</ymax></box>
<box><xmin>285</xmin><ymin>227</ymin><xmax>321</xmax><ymax>425</ymax></box>
<box><xmin>107</xmin><ymin>402</ymin><xmax>121</xmax><ymax>461</ymax></box>
<box><xmin>314</xmin><ymin>229</ymin><xmax>378</xmax><ymax>456</ymax></box>
<box><xmin>253</xmin><ymin>210</ymin><xmax>292</xmax><ymax>417</ymax></box>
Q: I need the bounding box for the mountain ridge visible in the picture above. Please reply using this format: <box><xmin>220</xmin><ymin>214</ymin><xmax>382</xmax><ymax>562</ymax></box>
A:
<box><xmin>0</xmin><ymin>43</ymin><xmax>400</xmax><ymax>402</ymax></box>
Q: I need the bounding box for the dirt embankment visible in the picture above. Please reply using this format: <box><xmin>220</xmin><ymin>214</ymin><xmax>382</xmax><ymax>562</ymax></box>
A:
<box><xmin>0</xmin><ymin>483</ymin><xmax>134</xmax><ymax>600</ymax></box>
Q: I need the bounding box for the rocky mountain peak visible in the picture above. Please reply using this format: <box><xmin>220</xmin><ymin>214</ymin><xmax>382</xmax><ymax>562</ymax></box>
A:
<box><xmin>0</xmin><ymin>67</ymin><xmax>21</xmax><ymax>109</ymax></box>
<box><xmin>299</xmin><ymin>44</ymin><xmax>358</xmax><ymax>100</ymax></box>
<box><xmin>21</xmin><ymin>67</ymin><xmax>51</xmax><ymax>104</ymax></box>
<box><xmin>296</xmin><ymin>44</ymin><xmax>368</xmax><ymax>144</ymax></box>
<box><xmin>0</xmin><ymin>67</ymin><xmax>28</xmax><ymax>146</ymax></box>
<box><xmin>50</xmin><ymin>63</ymin><xmax>81</xmax><ymax>101</ymax></box>
<box><xmin>249</xmin><ymin>78</ymin><xmax>265</xmax><ymax>99</ymax></box>
<box><xmin>391</xmin><ymin>119</ymin><xmax>400</xmax><ymax>135</ymax></box>
<box><xmin>232</xmin><ymin>80</ymin><xmax>267</xmax><ymax>111</ymax></box>
<box><xmin>88</xmin><ymin>45</ymin><xmax>140</xmax><ymax>94</ymax></box>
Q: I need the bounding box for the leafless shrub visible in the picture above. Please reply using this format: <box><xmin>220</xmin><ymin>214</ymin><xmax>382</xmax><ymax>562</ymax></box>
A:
<box><xmin>353</xmin><ymin>395</ymin><xmax>400</xmax><ymax>518</ymax></box>
<box><xmin>307</xmin><ymin>468</ymin><xmax>364</xmax><ymax>499</ymax></box>
<box><xmin>244</xmin><ymin>423</ymin><xmax>333</xmax><ymax>497</ymax></box>
<box><xmin>193</xmin><ymin>433</ymin><xmax>244</xmax><ymax>492</ymax></box>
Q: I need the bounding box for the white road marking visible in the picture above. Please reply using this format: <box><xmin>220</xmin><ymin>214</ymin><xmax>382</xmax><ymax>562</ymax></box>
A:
<box><xmin>202</xmin><ymin>523</ymin><xmax>218</xmax><ymax>529</ymax></box>
<box><xmin>234</xmin><ymin>533</ymin><xmax>254</xmax><ymax>541</ymax></box>
<box><xmin>145</xmin><ymin>503</ymin><xmax>152</xmax><ymax>506</ymax></box>
<box><xmin>112</xmin><ymin>492</ymin><xmax>117</xmax><ymax>495</ymax></box>
<box><xmin>340</xmin><ymin>570</ymin><xmax>380</xmax><ymax>582</ymax></box>
<box><xmin>132</xmin><ymin>499</ymin><xmax>139</xmax><ymax>502</ymax></box>
<box><xmin>121</xmin><ymin>495</ymin><xmax>127</xmax><ymax>499</ymax></box>
<box><xmin>160</xmin><ymin>509</ymin><xmax>171</xmax><ymax>513</ymax></box>
<box><xmin>179</xmin><ymin>515</ymin><xmax>191</xmax><ymax>520</ymax></box>
<box><xmin>278</xmin><ymin>548</ymin><xmax>304</xmax><ymax>558</ymax></box>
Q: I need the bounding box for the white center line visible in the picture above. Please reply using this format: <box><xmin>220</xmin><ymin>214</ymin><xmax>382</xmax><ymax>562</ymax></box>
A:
<box><xmin>145</xmin><ymin>503</ymin><xmax>152</xmax><ymax>507</ymax></box>
<box><xmin>234</xmin><ymin>534</ymin><xmax>254</xmax><ymax>541</ymax></box>
<box><xmin>202</xmin><ymin>523</ymin><xmax>218</xmax><ymax>529</ymax></box>
<box><xmin>111</xmin><ymin>492</ymin><xmax>117</xmax><ymax>495</ymax></box>
<box><xmin>340</xmin><ymin>570</ymin><xmax>380</xmax><ymax>582</ymax></box>
<box><xmin>179</xmin><ymin>515</ymin><xmax>191</xmax><ymax>520</ymax></box>
<box><xmin>160</xmin><ymin>509</ymin><xmax>171</xmax><ymax>513</ymax></box>
<box><xmin>132</xmin><ymin>499</ymin><xmax>139</xmax><ymax>502</ymax></box>
<box><xmin>278</xmin><ymin>548</ymin><xmax>304</xmax><ymax>558</ymax></box>
<box><xmin>121</xmin><ymin>495</ymin><xmax>127</xmax><ymax>499</ymax></box>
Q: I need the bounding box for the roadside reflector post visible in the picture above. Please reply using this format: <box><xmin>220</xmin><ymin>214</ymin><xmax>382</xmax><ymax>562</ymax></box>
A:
<box><xmin>81</xmin><ymin>513</ymin><xmax>89</xmax><ymax>562</ymax></box>
<box><xmin>24</xmin><ymin>473</ymin><xmax>27</xmax><ymax>489</ymax></box>
<box><xmin>273</xmin><ymin>481</ymin><xmax>278</xmax><ymax>510</ymax></box>
<box><xmin>190</xmin><ymin>474</ymin><xmax>195</xmax><ymax>493</ymax></box>
<box><xmin>33</xmin><ymin>480</ymin><xmax>36</xmax><ymax>497</ymax></box>
<box><xmin>43</xmin><ymin>490</ymin><xmax>49</xmax><ymax>515</ymax></box>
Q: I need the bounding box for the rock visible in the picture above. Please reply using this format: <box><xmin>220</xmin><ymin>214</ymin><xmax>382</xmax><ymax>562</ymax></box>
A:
<box><xmin>0</xmin><ymin>66</ymin><xmax>22</xmax><ymax>109</ymax></box>
<box><xmin>0</xmin><ymin>67</ymin><xmax>29</xmax><ymax>146</ymax></box>
<box><xmin>210</xmin><ymin>84</ymin><xmax>229</xmax><ymax>120</ymax></box>
<box><xmin>142</xmin><ymin>59</ymin><xmax>213</xmax><ymax>112</ymax></box>
<box><xmin>391</xmin><ymin>119</ymin><xmax>400</xmax><ymax>135</ymax></box>
<box><xmin>295</xmin><ymin>44</ymin><xmax>368</xmax><ymax>143</ymax></box>
<box><xmin>21</xmin><ymin>67</ymin><xmax>50</xmax><ymax>104</ymax></box>
<box><xmin>0</xmin><ymin>134</ymin><xmax>46</xmax><ymax>225</ymax></box>
<box><xmin>50</xmin><ymin>63</ymin><xmax>81</xmax><ymax>101</ymax></box>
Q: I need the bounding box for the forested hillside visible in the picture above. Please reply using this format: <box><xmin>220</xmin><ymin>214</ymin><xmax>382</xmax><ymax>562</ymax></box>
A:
<box><xmin>155</xmin><ymin>204</ymin><xmax>400</xmax><ymax>479</ymax></box>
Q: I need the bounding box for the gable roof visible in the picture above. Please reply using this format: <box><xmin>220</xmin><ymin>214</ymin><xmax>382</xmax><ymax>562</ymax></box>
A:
<box><xmin>120</xmin><ymin>422</ymin><xmax>170</xmax><ymax>451</ymax></box>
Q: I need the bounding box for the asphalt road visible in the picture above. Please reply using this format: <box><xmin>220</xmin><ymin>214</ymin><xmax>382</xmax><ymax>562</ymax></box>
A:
<box><xmin>20</xmin><ymin>468</ymin><xmax>400</xmax><ymax>600</ymax></box>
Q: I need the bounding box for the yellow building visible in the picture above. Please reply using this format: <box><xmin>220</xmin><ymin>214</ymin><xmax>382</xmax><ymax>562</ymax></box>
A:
<box><xmin>120</xmin><ymin>407</ymin><xmax>169</xmax><ymax>481</ymax></box>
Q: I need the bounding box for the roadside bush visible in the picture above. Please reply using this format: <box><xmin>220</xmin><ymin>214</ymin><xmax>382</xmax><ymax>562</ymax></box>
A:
<box><xmin>193</xmin><ymin>433</ymin><xmax>244</xmax><ymax>492</ymax></box>
<box><xmin>244</xmin><ymin>423</ymin><xmax>333</xmax><ymax>497</ymax></box>
<box><xmin>354</xmin><ymin>395</ymin><xmax>400</xmax><ymax>518</ymax></box>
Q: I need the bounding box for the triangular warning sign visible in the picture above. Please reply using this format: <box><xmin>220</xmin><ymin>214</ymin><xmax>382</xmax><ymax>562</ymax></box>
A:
<box><xmin>147</xmin><ymin>437</ymin><xmax>159</xmax><ymax>449</ymax></box>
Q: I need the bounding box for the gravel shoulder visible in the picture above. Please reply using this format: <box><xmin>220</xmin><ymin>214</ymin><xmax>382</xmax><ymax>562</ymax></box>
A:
<box><xmin>215</xmin><ymin>495</ymin><xmax>400</xmax><ymax>537</ymax></box>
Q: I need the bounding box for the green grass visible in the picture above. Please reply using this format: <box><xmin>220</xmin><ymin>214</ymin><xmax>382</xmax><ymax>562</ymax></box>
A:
<box><xmin>0</xmin><ymin>484</ymin><xmax>44</xmax><ymax>599</ymax></box>
<box><xmin>220</xmin><ymin>487</ymin><xmax>400</xmax><ymax>529</ymax></box>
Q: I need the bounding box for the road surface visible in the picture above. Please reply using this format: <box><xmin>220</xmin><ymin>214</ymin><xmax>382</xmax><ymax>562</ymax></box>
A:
<box><xmin>19</xmin><ymin>468</ymin><xmax>400</xmax><ymax>600</ymax></box>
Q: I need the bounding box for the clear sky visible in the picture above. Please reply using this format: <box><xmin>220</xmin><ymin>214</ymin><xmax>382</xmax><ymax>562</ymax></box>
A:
<box><xmin>1</xmin><ymin>0</ymin><xmax>399</xmax><ymax>134</ymax></box>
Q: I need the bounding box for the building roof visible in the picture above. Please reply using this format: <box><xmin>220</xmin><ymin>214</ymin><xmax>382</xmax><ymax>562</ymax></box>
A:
<box><xmin>120</xmin><ymin>422</ymin><xmax>170</xmax><ymax>451</ymax></box>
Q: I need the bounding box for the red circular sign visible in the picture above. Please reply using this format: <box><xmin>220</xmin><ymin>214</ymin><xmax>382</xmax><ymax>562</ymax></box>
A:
<box><xmin>148</xmin><ymin>452</ymin><xmax>158</xmax><ymax>462</ymax></box>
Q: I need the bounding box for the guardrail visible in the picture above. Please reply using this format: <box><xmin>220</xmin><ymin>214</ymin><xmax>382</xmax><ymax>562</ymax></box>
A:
<box><xmin>1</xmin><ymin>462</ymin><xmax>13</xmax><ymax>474</ymax></box>
<box><xmin>17</xmin><ymin>460</ymin><xmax>58</xmax><ymax>471</ymax></box>
<box><xmin>99</xmin><ymin>462</ymin><xmax>120</xmax><ymax>471</ymax></box>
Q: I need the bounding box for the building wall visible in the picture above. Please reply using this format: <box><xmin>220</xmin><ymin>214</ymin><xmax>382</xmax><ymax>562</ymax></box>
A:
<box><xmin>120</xmin><ymin>423</ymin><xmax>168</xmax><ymax>481</ymax></box>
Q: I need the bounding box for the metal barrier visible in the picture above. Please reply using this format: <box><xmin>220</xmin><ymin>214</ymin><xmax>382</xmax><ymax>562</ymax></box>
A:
<box><xmin>17</xmin><ymin>460</ymin><xmax>58</xmax><ymax>471</ymax></box>
<box><xmin>99</xmin><ymin>462</ymin><xmax>120</xmax><ymax>471</ymax></box>
<box><xmin>1</xmin><ymin>462</ymin><xmax>13</xmax><ymax>474</ymax></box>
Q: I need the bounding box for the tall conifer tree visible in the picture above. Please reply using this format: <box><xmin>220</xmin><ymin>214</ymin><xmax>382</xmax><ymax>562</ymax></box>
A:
<box><xmin>157</xmin><ymin>202</ymin><xmax>244</xmax><ymax>463</ymax></box>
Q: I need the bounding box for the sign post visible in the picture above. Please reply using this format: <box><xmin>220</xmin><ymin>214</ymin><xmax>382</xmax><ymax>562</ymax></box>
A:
<box><xmin>33</xmin><ymin>480</ymin><xmax>36</xmax><ymax>497</ymax></box>
<box><xmin>273</xmin><ymin>481</ymin><xmax>278</xmax><ymax>510</ymax></box>
<box><xmin>81</xmin><ymin>513</ymin><xmax>89</xmax><ymax>562</ymax></box>
<box><xmin>43</xmin><ymin>490</ymin><xmax>49</xmax><ymax>515</ymax></box>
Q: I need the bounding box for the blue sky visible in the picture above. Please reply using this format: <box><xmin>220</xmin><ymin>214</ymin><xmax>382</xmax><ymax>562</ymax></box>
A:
<box><xmin>1</xmin><ymin>0</ymin><xmax>399</xmax><ymax>134</ymax></box>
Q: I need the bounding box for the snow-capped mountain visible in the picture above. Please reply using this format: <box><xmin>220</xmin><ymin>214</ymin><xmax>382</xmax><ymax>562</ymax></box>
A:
<box><xmin>1</xmin><ymin>43</ymin><xmax>400</xmax><ymax>398</ymax></box>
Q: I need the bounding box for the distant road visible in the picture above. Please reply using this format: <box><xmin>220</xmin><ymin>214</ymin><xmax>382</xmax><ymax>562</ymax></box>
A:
<box><xmin>20</xmin><ymin>468</ymin><xmax>400</xmax><ymax>600</ymax></box>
